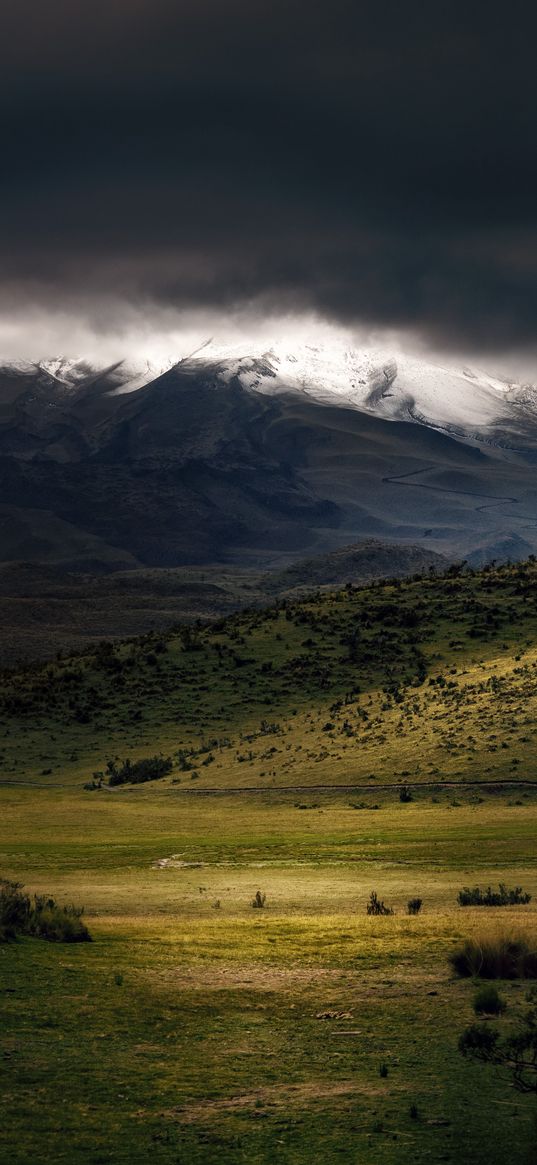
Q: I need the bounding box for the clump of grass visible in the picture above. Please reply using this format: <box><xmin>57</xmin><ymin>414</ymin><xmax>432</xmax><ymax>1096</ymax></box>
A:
<box><xmin>251</xmin><ymin>891</ymin><xmax>266</xmax><ymax>909</ymax></box>
<box><xmin>367</xmin><ymin>891</ymin><xmax>394</xmax><ymax>916</ymax></box>
<box><xmin>407</xmin><ymin>897</ymin><xmax>423</xmax><ymax>915</ymax></box>
<box><xmin>450</xmin><ymin>933</ymin><xmax>537</xmax><ymax>979</ymax></box>
<box><xmin>0</xmin><ymin>879</ymin><xmax>91</xmax><ymax>943</ymax></box>
<box><xmin>457</xmin><ymin>883</ymin><xmax>531</xmax><ymax>907</ymax></box>
<box><xmin>473</xmin><ymin>984</ymin><xmax>506</xmax><ymax>1015</ymax></box>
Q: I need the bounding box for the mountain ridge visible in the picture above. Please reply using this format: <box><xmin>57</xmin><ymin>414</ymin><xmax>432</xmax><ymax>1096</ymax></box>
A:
<box><xmin>0</xmin><ymin>343</ymin><xmax>536</xmax><ymax>575</ymax></box>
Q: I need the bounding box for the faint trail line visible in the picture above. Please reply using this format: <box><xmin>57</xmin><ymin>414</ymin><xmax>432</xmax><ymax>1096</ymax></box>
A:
<box><xmin>172</xmin><ymin>780</ymin><xmax>537</xmax><ymax>797</ymax></box>
<box><xmin>1</xmin><ymin>778</ymin><xmax>536</xmax><ymax>794</ymax></box>
<box><xmin>382</xmin><ymin>465</ymin><xmax>519</xmax><ymax>507</ymax></box>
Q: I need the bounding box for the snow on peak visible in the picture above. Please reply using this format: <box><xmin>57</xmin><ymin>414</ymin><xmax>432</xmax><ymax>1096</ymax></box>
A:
<box><xmin>185</xmin><ymin>339</ymin><xmax>534</xmax><ymax>439</ymax></box>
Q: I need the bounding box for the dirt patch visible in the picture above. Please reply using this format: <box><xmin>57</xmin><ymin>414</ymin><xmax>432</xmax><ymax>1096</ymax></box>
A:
<box><xmin>152</xmin><ymin>856</ymin><xmax>204</xmax><ymax>869</ymax></box>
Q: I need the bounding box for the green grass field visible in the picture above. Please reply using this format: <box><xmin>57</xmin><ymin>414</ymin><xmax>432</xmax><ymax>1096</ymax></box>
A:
<box><xmin>2</xmin><ymin>562</ymin><xmax>537</xmax><ymax>1162</ymax></box>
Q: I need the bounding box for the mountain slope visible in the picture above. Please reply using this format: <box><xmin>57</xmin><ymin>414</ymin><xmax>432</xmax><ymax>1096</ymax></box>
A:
<box><xmin>0</xmin><ymin>345</ymin><xmax>536</xmax><ymax>572</ymax></box>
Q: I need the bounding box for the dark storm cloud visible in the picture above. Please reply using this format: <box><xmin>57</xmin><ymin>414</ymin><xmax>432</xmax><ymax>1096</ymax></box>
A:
<box><xmin>2</xmin><ymin>0</ymin><xmax>537</xmax><ymax>348</ymax></box>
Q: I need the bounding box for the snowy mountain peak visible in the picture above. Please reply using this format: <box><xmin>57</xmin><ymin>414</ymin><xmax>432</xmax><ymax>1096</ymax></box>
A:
<box><xmin>184</xmin><ymin>339</ymin><xmax>537</xmax><ymax>445</ymax></box>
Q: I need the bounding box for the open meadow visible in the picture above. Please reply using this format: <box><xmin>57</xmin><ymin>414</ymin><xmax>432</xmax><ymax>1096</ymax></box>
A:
<box><xmin>2</xmin><ymin>563</ymin><xmax>537</xmax><ymax>1163</ymax></box>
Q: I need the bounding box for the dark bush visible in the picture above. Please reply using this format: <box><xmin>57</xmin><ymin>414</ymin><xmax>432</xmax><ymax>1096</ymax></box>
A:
<box><xmin>450</xmin><ymin>935</ymin><xmax>537</xmax><ymax>979</ymax></box>
<box><xmin>367</xmin><ymin>891</ymin><xmax>394</xmax><ymax>916</ymax></box>
<box><xmin>457</xmin><ymin>883</ymin><xmax>531</xmax><ymax>907</ymax></box>
<box><xmin>107</xmin><ymin>755</ymin><xmax>173</xmax><ymax>786</ymax></box>
<box><xmin>459</xmin><ymin>1023</ymin><xmax>500</xmax><ymax>1060</ymax></box>
<box><xmin>0</xmin><ymin>879</ymin><xmax>30</xmax><ymax>941</ymax></box>
<box><xmin>459</xmin><ymin>1008</ymin><xmax>537</xmax><ymax>1094</ymax></box>
<box><xmin>473</xmin><ymin>984</ymin><xmax>506</xmax><ymax>1015</ymax></box>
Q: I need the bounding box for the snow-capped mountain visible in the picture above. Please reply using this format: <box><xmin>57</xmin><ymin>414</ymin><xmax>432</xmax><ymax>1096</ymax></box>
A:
<box><xmin>185</xmin><ymin>341</ymin><xmax>537</xmax><ymax>449</ymax></box>
<box><xmin>4</xmin><ymin>342</ymin><xmax>537</xmax><ymax>450</ymax></box>
<box><xmin>1</xmin><ymin>339</ymin><xmax>537</xmax><ymax>574</ymax></box>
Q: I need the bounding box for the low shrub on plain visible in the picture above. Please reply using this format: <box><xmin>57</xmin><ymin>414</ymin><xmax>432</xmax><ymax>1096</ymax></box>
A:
<box><xmin>457</xmin><ymin>883</ymin><xmax>531</xmax><ymax>907</ymax></box>
<box><xmin>367</xmin><ymin>891</ymin><xmax>394</xmax><ymax>916</ymax></box>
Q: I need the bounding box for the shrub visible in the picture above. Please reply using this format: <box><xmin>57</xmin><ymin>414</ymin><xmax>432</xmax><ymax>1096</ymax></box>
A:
<box><xmin>0</xmin><ymin>880</ymin><xmax>91</xmax><ymax>943</ymax></box>
<box><xmin>450</xmin><ymin>934</ymin><xmax>537</xmax><ymax>979</ymax></box>
<box><xmin>407</xmin><ymin>897</ymin><xmax>423</xmax><ymax>915</ymax></box>
<box><xmin>457</xmin><ymin>883</ymin><xmax>531</xmax><ymax>907</ymax></box>
<box><xmin>27</xmin><ymin>895</ymin><xmax>91</xmax><ymax>943</ymax></box>
<box><xmin>107</xmin><ymin>755</ymin><xmax>173</xmax><ymax>786</ymax></box>
<box><xmin>252</xmin><ymin>891</ymin><xmax>266</xmax><ymax>909</ymax></box>
<box><xmin>473</xmin><ymin>985</ymin><xmax>506</xmax><ymax>1015</ymax></box>
<box><xmin>367</xmin><ymin>891</ymin><xmax>394</xmax><ymax>916</ymax></box>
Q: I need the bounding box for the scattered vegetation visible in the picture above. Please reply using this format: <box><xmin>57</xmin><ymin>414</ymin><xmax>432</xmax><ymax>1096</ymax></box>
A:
<box><xmin>458</xmin><ymin>883</ymin><xmax>532</xmax><ymax>907</ymax></box>
<box><xmin>3</xmin><ymin>558</ymin><xmax>537</xmax><ymax>796</ymax></box>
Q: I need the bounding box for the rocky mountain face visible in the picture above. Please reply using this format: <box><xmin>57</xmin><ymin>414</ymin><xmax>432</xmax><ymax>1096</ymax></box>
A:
<box><xmin>0</xmin><ymin>346</ymin><xmax>536</xmax><ymax>572</ymax></box>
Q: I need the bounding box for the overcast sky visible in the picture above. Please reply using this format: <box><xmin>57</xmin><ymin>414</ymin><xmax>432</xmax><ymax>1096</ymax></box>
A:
<box><xmin>3</xmin><ymin>1</ymin><xmax>537</xmax><ymax>370</ymax></box>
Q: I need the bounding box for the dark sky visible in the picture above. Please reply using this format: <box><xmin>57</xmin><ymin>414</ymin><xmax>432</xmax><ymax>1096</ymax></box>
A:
<box><xmin>2</xmin><ymin>0</ymin><xmax>537</xmax><ymax>356</ymax></box>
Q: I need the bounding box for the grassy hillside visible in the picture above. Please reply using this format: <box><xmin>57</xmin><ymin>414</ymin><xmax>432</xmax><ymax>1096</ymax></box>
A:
<box><xmin>0</xmin><ymin>540</ymin><xmax>443</xmax><ymax>666</ymax></box>
<box><xmin>2</xmin><ymin>558</ymin><xmax>537</xmax><ymax>791</ymax></box>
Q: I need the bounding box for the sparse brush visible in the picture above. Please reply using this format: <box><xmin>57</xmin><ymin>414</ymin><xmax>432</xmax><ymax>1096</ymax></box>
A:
<box><xmin>458</xmin><ymin>883</ymin><xmax>531</xmax><ymax>907</ymax></box>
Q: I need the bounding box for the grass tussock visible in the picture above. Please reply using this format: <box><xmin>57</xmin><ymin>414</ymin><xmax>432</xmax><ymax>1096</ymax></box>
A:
<box><xmin>0</xmin><ymin>879</ymin><xmax>91</xmax><ymax>943</ymax></box>
<box><xmin>450</xmin><ymin>932</ymin><xmax>537</xmax><ymax>979</ymax></box>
